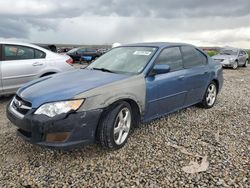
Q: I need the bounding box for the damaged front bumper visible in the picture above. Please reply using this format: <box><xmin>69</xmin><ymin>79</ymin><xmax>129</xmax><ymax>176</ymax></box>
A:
<box><xmin>7</xmin><ymin>101</ymin><xmax>103</xmax><ymax>149</ymax></box>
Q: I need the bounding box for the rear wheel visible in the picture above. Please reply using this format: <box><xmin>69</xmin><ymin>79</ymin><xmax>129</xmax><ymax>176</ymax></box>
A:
<box><xmin>200</xmin><ymin>82</ymin><xmax>217</xmax><ymax>109</ymax></box>
<box><xmin>97</xmin><ymin>101</ymin><xmax>132</xmax><ymax>149</ymax></box>
<box><xmin>243</xmin><ymin>59</ymin><xmax>248</xmax><ymax>67</ymax></box>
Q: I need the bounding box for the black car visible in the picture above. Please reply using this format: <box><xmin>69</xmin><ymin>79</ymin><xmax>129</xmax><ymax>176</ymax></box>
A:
<box><xmin>66</xmin><ymin>48</ymin><xmax>101</xmax><ymax>62</ymax></box>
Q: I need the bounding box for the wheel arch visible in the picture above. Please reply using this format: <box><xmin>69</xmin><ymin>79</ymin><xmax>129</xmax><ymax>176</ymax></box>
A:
<box><xmin>211</xmin><ymin>79</ymin><xmax>219</xmax><ymax>93</ymax></box>
<box><xmin>40</xmin><ymin>72</ymin><xmax>57</xmax><ymax>77</ymax></box>
<box><xmin>102</xmin><ymin>98</ymin><xmax>142</xmax><ymax>128</ymax></box>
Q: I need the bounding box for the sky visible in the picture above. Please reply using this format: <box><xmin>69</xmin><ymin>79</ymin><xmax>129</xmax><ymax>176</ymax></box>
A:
<box><xmin>1</xmin><ymin>0</ymin><xmax>250</xmax><ymax>48</ymax></box>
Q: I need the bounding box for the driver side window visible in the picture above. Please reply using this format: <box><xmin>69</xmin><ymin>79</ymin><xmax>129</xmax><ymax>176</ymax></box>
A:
<box><xmin>155</xmin><ymin>47</ymin><xmax>183</xmax><ymax>72</ymax></box>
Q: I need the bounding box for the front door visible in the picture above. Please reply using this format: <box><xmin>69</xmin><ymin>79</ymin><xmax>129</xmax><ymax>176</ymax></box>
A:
<box><xmin>144</xmin><ymin>47</ymin><xmax>187</xmax><ymax>121</ymax></box>
<box><xmin>1</xmin><ymin>44</ymin><xmax>45</xmax><ymax>93</ymax></box>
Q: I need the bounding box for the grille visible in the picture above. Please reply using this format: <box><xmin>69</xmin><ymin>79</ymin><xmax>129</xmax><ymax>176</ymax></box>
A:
<box><xmin>214</xmin><ymin>59</ymin><xmax>224</xmax><ymax>63</ymax></box>
<box><xmin>12</xmin><ymin>95</ymin><xmax>32</xmax><ymax>115</ymax></box>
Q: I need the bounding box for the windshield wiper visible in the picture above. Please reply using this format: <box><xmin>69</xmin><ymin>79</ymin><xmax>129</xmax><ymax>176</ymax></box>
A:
<box><xmin>92</xmin><ymin>67</ymin><xmax>114</xmax><ymax>73</ymax></box>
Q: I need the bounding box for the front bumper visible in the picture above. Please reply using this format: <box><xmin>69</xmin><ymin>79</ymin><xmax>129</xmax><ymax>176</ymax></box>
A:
<box><xmin>221</xmin><ymin>63</ymin><xmax>233</xmax><ymax>68</ymax></box>
<box><xmin>7</xmin><ymin>102</ymin><xmax>103</xmax><ymax>149</ymax></box>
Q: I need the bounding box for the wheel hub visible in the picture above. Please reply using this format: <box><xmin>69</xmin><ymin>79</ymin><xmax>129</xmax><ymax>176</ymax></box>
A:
<box><xmin>206</xmin><ymin>84</ymin><xmax>217</xmax><ymax>106</ymax></box>
<box><xmin>114</xmin><ymin>108</ymin><xmax>131</xmax><ymax>145</ymax></box>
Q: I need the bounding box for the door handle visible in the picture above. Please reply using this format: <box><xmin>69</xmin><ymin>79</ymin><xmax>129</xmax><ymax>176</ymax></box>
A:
<box><xmin>32</xmin><ymin>62</ymin><xmax>43</xmax><ymax>66</ymax></box>
<box><xmin>203</xmin><ymin>71</ymin><xmax>208</xmax><ymax>75</ymax></box>
<box><xmin>178</xmin><ymin>76</ymin><xmax>185</xmax><ymax>80</ymax></box>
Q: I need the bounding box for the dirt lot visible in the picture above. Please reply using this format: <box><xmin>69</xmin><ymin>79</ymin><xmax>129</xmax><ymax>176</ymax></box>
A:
<box><xmin>0</xmin><ymin>67</ymin><xmax>249</xmax><ymax>187</ymax></box>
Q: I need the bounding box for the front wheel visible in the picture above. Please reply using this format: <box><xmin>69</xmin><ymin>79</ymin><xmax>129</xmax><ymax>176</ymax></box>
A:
<box><xmin>232</xmin><ymin>61</ymin><xmax>238</xmax><ymax>69</ymax></box>
<box><xmin>97</xmin><ymin>101</ymin><xmax>132</xmax><ymax>149</ymax></box>
<box><xmin>200</xmin><ymin>82</ymin><xmax>217</xmax><ymax>109</ymax></box>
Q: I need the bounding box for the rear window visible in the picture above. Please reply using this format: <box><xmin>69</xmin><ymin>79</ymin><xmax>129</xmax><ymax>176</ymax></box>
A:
<box><xmin>35</xmin><ymin>49</ymin><xmax>46</xmax><ymax>58</ymax></box>
<box><xmin>181</xmin><ymin>46</ymin><xmax>207</xmax><ymax>68</ymax></box>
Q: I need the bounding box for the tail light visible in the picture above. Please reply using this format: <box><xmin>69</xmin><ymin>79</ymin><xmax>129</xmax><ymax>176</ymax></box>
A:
<box><xmin>66</xmin><ymin>58</ymin><xmax>73</xmax><ymax>65</ymax></box>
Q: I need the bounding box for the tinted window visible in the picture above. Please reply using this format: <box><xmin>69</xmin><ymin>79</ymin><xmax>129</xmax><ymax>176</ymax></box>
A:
<box><xmin>4</xmin><ymin>45</ymin><xmax>35</xmax><ymax>60</ymax></box>
<box><xmin>156</xmin><ymin>47</ymin><xmax>183</xmax><ymax>72</ymax></box>
<box><xmin>35</xmin><ymin>49</ymin><xmax>46</xmax><ymax>58</ymax></box>
<box><xmin>78</xmin><ymin>49</ymin><xmax>86</xmax><ymax>54</ymax></box>
<box><xmin>181</xmin><ymin>46</ymin><xmax>207</xmax><ymax>68</ymax></box>
<box><xmin>0</xmin><ymin>45</ymin><xmax>2</xmax><ymax>60</ymax></box>
<box><xmin>240</xmin><ymin>51</ymin><xmax>246</xmax><ymax>55</ymax></box>
<box><xmin>86</xmin><ymin>48</ymin><xmax>95</xmax><ymax>52</ymax></box>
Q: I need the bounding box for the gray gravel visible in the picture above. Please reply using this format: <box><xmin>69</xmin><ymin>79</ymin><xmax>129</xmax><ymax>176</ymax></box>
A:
<box><xmin>0</xmin><ymin>67</ymin><xmax>249</xmax><ymax>187</ymax></box>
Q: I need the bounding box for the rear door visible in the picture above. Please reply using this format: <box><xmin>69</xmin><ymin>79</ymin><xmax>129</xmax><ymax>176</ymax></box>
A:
<box><xmin>180</xmin><ymin>46</ymin><xmax>210</xmax><ymax>106</ymax></box>
<box><xmin>145</xmin><ymin>47</ymin><xmax>187</xmax><ymax>120</ymax></box>
<box><xmin>0</xmin><ymin>44</ymin><xmax>3</xmax><ymax>94</ymax></box>
<box><xmin>1</xmin><ymin>44</ymin><xmax>46</xmax><ymax>93</ymax></box>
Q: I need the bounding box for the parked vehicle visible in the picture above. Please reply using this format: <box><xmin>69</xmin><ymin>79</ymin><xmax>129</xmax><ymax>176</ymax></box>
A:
<box><xmin>7</xmin><ymin>42</ymin><xmax>223</xmax><ymax>150</ymax></box>
<box><xmin>38</xmin><ymin>44</ymin><xmax>57</xmax><ymax>53</ymax></box>
<box><xmin>0</xmin><ymin>41</ymin><xmax>74</xmax><ymax>95</ymax></box>
<box><xmin>97</xmin><ymin>48</ymin><xmax>110</xmax><ymax>55</ymax></box>
<box><xmin>57</xmin><ymin>47</ymin><xmax>73</xmax><ymax>54</ymax></box>
<box><xmin>66</xmin><ymin>47</ymin><xmax>102</xmax><ymax>62</ymax></box>
<box><xmin>212</xmin><ymin>48</ymin><xmax>248</xmax><ymax>69</ymax></box>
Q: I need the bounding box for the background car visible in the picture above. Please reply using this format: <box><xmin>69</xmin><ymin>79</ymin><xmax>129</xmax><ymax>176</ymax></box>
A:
<box><xmin>66</xmin><ymin>47</ymin><xmax>102</xmax><ymax>62</ymax></box>
<box><xmin>212</xmin><ymin>48</ymin><xmax>248</xmax><ymax>69</ymax></box>
<box><xmin>97</xmin><ymin>48</ymin><xmax>110</xmax><ymax>55</ymax></box>
<box><xmin>57</xmin><ymin>47</ymin><xmax>74</xmax><ymax>54</ymax></box>
<box><xmin>0</xmin><ymin>41</ymin><xmax>74</xmax><ymax>96</ymax></box>
<box><xmin>7</xmin><ymin>42</ymin><xmax>223</xmax><ymax>150</ymax></box>
<box><xmin>37</xmin><ymin>44</ymin><xmax>57</xmax><ymax>52</ymax></box>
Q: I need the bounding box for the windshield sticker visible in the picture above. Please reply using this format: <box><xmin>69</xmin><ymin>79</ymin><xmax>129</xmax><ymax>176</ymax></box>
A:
<box><xmin>133</xmin><ymin>51</ymin><xmax>152</xmax><ymax>56</ymax></box>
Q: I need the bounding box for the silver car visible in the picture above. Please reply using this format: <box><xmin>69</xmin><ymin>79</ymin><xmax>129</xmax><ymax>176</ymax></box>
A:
<box><xmin>0</xmin><ymin>41</ymin><xmax>74</xmax><ymax>96</ymax></box>
<box><xmin>212</xmin><ymin>48</ymin><xmax>248</xmax><ymax>69</ymax></box>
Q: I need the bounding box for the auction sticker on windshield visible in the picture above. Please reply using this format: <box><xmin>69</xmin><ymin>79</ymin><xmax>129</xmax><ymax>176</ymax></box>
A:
<box><xmin>133</xmin><ymin>51</ymin><xmax>152</xmax><ymax>56</ymax></box>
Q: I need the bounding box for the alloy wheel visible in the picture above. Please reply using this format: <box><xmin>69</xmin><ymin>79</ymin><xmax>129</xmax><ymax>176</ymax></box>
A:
<box><xmin>233</xmin><ymin>61</ymin><xmax>238</xmax><ymax>69</ymax></box>
<box><xmin>113</xmin><ymin>108</ymin><xmax>131</xmax><ymax>145</ymax></box>
<box><xmin>206</xmin><ymin>84</ymin><xmax>217</xmax><ymax>106</ymax></box>
<box><xmin>245</xmin><ymin>60</ymin><xmax>248</xmax><ymax>67</ymax></box>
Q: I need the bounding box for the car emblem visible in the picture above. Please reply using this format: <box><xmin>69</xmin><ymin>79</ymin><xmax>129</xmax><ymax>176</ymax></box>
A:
<box><xmin>14</xmin><ymin>99</ymin><xmax>22</xmax><ymax>108</ymax></box>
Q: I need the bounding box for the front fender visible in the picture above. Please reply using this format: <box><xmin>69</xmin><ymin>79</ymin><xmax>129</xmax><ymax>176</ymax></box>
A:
<box><xmin>75</xmin><ymin>74</ymin><xmax>146</xmax><ymax>114</ymax></box>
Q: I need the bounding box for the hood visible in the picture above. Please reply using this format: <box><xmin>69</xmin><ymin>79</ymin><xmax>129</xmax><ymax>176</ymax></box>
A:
<box><xmin>17</xmin><ymin>69</ymin><xmax>129</xmax><ymax>108</ymax></box>
<box><xmin>212</xmin><ymin>54</ymin><xmax>236</xmax><ymax>60</ymax></box>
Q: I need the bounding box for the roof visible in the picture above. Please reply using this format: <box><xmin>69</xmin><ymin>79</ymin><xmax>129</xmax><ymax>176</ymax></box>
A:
<box><xmin>122</xmin><ymin>42</ymin><xmax>192</xmax><ymax>48</ymax></box>
<box><xmin>0</xmin><ymin>41</ymin><xmax>53</xmax><ymax>54</ymax></box>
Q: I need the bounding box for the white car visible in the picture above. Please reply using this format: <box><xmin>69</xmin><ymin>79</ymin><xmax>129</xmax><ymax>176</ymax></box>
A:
<box><xmin>0</xmin><ymin>41</ymin><xmax>74</xmax><ymax>96</ymax></box>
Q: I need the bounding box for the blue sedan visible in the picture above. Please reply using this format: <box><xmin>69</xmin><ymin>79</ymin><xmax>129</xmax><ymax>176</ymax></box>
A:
<box><xmin>7</xmin><ymin>42</ymin><xmax>223</xmax><ymax>150</ymax></box>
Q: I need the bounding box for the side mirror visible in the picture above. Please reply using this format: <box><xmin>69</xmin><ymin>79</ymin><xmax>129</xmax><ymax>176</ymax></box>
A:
<box><xmin>150</xmin><ymin>64</ymin><xmax>170</xmax><ymax>76</ymax></box>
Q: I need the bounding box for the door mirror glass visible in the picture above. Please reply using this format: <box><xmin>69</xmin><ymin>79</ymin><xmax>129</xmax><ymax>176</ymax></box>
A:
<box><xmin>152</xmin><ymin>64</ymin><xmax>170</xmax><ymax>75</ymax></box>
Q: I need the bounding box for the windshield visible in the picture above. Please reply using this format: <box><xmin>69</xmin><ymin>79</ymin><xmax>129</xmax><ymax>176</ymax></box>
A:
<box><xmin>88</xmin><ymin>46</ymin><xmax>157</xmax><ymax>74</ymax></box>
<box><xmin>219</xmin><ymin>49</ymin><xmax>238</xmax><ymax>56</ymax></box>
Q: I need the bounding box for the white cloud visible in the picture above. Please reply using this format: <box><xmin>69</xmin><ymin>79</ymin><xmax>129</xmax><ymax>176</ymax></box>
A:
<box><xmin>1</xmin><ymin>0</ymin><xmax>250</xmax><ymax>48</ymax></box>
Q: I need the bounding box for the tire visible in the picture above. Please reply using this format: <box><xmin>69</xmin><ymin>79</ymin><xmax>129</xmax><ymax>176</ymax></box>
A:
<box><xmin>232</xmin><ymin>61</ymin><xmax>238</xmax><ymax>69</ymax></box>
<box><xmin>243</xmin><ymin>59</ymin><xmax>248</xmax><ymax>67</ymax></box>
<box><xmin>200</xmin><ymin>81</ymin><xmax>217</xmax><ymax>109</ymax></box>
<box><xmin>97</xmin><ymin>101</ymin><xmax>132</xmax><ymax>149</ymax></box>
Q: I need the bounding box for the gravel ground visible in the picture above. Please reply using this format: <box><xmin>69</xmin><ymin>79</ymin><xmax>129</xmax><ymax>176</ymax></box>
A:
<box><xmin>0</xmin><ymin>66</ymin><xmax>249</xmax><ymax>187</ymax></box>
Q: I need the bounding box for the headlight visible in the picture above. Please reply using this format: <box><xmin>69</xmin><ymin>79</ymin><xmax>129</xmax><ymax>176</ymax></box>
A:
<box><xmin>229</xmin><ymin>58</ymin><xmax>235</xmax><ymax>62</ymax></box>
<box><xmin>34</xmin><ymin>99</ymin><xmax>84</xmax><ymax>117</ymax></box>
